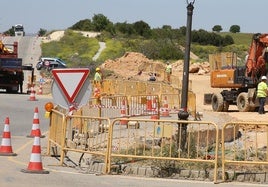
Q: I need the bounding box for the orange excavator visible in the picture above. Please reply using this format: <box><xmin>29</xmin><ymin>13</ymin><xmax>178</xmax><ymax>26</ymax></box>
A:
<box><xmin>210</xmin><ymin>33</ymin><xmax>268</xmax><ymax>112</ymax></box>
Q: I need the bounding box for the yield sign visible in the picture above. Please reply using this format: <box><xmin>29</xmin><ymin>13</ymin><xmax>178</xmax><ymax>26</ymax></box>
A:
<box><xmin>52</xmin><ymin>68</ymin><xmax>90</xmax><ymax>103</ymax></box>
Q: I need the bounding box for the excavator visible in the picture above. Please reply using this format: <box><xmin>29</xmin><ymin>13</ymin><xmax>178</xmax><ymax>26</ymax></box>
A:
<box><xmin>210</xmin><ymin>33</ymin><xmax>268</xmax><ymax>112</ymax></box>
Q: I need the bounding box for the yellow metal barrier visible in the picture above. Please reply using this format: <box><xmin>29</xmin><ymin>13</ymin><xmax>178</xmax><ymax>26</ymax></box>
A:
<box><xmin>107</xmin><ymin>118</ymin><xmax>219</xmax><ymax>183</ymax></box>
<box><xmin>221</xmin><ymin>121</ymin><xmax>268</xmax><ymax>181</ymax></box>
<box><xmin>48</xmin><ymin>110</ymin><xmax>111</xmax><ymax>170</ymax></box>
<box><xmin>160</xmin><ymin>91</ymin><xmax>196</xmax><ymax>119</ymax></box>
<box><xmin>47</xmin><ymin>108</ymin><xmax>66</xmax><ymax>158</ymax></box>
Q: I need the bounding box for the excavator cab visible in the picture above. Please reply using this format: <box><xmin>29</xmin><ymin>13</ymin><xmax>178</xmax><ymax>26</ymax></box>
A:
<box><xmin>210</xmin><ymin>52</ymin><xmax>245</xmax><ymax>88</ymax></box>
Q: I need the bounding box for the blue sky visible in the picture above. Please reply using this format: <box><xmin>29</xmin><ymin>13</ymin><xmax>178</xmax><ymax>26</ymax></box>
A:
<box><xmin>1</xmin><ymin>0</ymin><xmax>267</xmax><ymax>34</ymax></box>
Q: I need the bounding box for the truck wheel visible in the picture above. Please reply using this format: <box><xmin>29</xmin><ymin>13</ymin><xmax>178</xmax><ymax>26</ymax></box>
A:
<box><xmin>237</xmin><ymin>92</ymin><xmax>251</xmax><ymax>112</ymax></box>
<box><xmin>211</xmin><ymin>93</ymin><xmax>224</xmax><ymax>112</ymax></box>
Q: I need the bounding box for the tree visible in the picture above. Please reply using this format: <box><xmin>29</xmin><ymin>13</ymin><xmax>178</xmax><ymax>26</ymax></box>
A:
<box><xmin>38</xmin><ymin>28</ymin><xmax>47</xmax><ymax>36</ymax></box>
<box><xmin>212</xmin><ymin>25</ymin><xmax>222</xmax><ymax>32</ymax></box>
<box><xmin>69</xmin><ymin>19</ymin><xmax>93</xmax><ymax>31</ymax></box>
<box><xmin>133</xmin><ymin>20</ymin><xmax>152</xmax><ymax>38</ymax></box>
<box><xmin>114</xmin><ymin>22</ymin><xmax>135</xmax><ymax>36</ymax></box>
<box><xmin>92</xmin><ymin>14</ymin><xmax>112</xmax><ymax>32</ymax></box>
<box><xmin>229</xmin><ymin>25</ymin><xmax>240</xmax><ymax>33</ymax></box>
<box><xmin>3</xmin><ymin>27</ymin><xmax>15</xmax><ymax>36</ymax></box>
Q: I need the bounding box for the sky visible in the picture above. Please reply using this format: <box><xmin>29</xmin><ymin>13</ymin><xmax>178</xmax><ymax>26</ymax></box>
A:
<box><xmin>1</xmin><ymin>0</ymin><xmax>267</xmax><ymax>34</ymax></box>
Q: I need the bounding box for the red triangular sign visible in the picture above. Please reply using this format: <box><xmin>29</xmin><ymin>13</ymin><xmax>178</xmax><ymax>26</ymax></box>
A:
<box><xmin>52</xmin><ymin>68</ymin><xmax>90</xmax><ymax>103</ymax></box>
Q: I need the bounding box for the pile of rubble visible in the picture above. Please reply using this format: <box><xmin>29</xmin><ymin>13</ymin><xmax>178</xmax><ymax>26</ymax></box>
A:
<box><xmin>101</xmin><ymin>52</ymin><xmax>210</xmax><ymax>81</ymax></box>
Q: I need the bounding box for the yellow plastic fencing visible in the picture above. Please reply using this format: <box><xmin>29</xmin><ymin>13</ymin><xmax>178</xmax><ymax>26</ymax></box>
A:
<box><xmin>100</xmin><ymin>79</ymin><xmax>191</xmax><ymax>96</ymax></box>
<box><xmin>221</xmin><ymin>121</ymin><xmax>268</xmax><ymax>181</ymax></box>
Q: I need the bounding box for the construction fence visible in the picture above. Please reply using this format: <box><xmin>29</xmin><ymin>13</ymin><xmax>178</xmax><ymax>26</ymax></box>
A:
<box><xmin>46</xmin><ymin>107</ymin><xmax>268</xmax><ymax>183</ymax></box>
<box><xmin>84</xmin><ymin>92</ymin><xmax>196</xmax><ymax>120</ymax></box>
<box><xmin>100</xmin><ymin>78</ymin><xmax>191</xmax><ymax>96</ymax></box>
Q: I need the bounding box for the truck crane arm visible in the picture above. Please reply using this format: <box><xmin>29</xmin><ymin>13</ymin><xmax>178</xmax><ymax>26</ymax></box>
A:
<box><xmin>0</xmin><ymin>41</ymin><xmax>11</xmax><ymax>54</ymax></box>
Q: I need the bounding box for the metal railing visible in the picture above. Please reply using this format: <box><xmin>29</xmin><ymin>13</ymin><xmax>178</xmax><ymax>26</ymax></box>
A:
<box><xmin>221</xmin><ymin>121</ymin><xmax>268</xmax><ymax>181</ymax></box>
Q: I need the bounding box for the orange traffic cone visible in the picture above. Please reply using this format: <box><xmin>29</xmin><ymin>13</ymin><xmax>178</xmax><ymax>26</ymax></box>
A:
<box><xmin>120</xmin><ymin>99</ymin><xmax>128</xmax><ymax>125</ymax></box>
<box><xmin>28</xmin><ymin>87</ymin><xmax>37</xmax><ymax>101</ymax></box>
<box><xmin>151</xmin><ymin>97</ymin><xmax>159</xmax><ymax>119</ymax></box>
<box><xmin>0</xmin><ymin>117</ymin><xmax>17</xmax><ymax>156</ymax></box>
<box><xmin>161</xmin><ymin>96</ymin><xmax>170</xmax><ymax>117</ymax></box>
<box><xmin>27</xmin><ymin>107</ymin><xmax>45</xmax><ymax>138</ymax></box>
<box><xmin>21</xmin><ymin>136</ymin><xmax>49</xmax><ymax>174</ymax></box>
<box><xmin>146</xmin><ymin>96</ymin><xmax>153</xmax><ymax>113</ymax></box>
<box><xmin>37</xmin><ymin>84</ymin><xmax>43</xmax><ymax>95</ymax></box>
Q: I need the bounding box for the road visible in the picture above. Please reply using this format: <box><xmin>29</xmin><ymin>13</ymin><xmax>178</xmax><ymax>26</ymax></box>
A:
<box><xmin>0</xmin><ymin>36</ymin><xmax>266</xmax><ymax>186</ymax></box>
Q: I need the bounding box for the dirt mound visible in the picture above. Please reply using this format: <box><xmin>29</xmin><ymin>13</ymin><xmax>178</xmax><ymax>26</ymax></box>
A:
<box><xmin>101</xmin><ymin>52</ymin><xmax>210</xmax><ymax>81</ymax></box>
<box><xmin>101</xmin><ymin>52</ymin><xmax>166</xmax><ymax>81</ymax></box>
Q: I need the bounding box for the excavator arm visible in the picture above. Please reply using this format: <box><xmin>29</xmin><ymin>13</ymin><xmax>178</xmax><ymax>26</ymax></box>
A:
<box><xmin>246</xmin><ymin>33</ymin><xmax>268</xmax><ymax>83</ymax></box>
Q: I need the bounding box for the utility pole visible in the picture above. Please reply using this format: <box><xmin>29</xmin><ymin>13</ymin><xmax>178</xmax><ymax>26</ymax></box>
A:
<box><xmin>177</xmin><ymin>0</ymin><xmax>195</xmax><ymax>151</ymax></box>
<box><xmin>178</xmin><ymin>0</ymin><xmax>195</xmax><ymax>120</ymax></box>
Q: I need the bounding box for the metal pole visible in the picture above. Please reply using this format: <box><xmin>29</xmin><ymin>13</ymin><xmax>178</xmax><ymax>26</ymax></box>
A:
<box><xmin>178</xmin><ymin>1</ymin><xmax>194</xmax><ymax>120</ymax></box>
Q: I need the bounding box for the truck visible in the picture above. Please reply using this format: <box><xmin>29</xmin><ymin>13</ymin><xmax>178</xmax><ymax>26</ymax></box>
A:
<box><xmin>209</xmin><ymin>33</ymin><xmax>268</xmax><ymax>112</ymax></box>
<box><xmin>14</xmin><ymin>24</ymin><xmax>25</xmax><ymax>37</ymax></box>
<box><xmin>0</xmin><ymin>40</ymin><xmax>33</xmax><ymax>93</ymax></box>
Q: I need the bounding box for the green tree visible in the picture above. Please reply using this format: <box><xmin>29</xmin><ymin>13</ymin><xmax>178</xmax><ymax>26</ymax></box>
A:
<box><xmin>229</xmin><ymin>25</ymin><xmax>240</xmax><ymax>33</ymax></box>
<box><xmin>92</xmin><ymin>14</ymin><xmax>112</xmax><ymax>32</ymax></box>
<box><xmin>212</xmin><ymin>25</ymin><xmax>222</xmax><ymax>32</ymax></box>
<box><xmin>133</xmin><ymin>20</ymin><xmax>152</xmax><ymax>38</ymax></box>
<box><xmin>179</xmin><ymin>26</ymin><xmax>187</xmax><ymax>36</ymax></box>
<box><xmin>162</xmin><ymin>25</ymin><xmax>172</xmax><ymax>30</ymax></box>
<box><xmin>69</xmin><ymin>19</ymin><xmax>93</xmax><ymax>31</ymax></box>
<box><xmin>3</xmin><ymin>27</ymin><xmax>15</xmax><ymax>36</ymax></box>
<box><xmin>114</xmin><ymin>22</ymin><xmax>135</xmax><ymax>36</ymax></box>
<box><xmin>38</xmin><ymin>28</ymin><xmax>47</xmax><ymax>36</ymax></box>
<box><xmin>223</xmin><ymin>35</ymin><xmax>234</xmax><ymax>46</ymax></box>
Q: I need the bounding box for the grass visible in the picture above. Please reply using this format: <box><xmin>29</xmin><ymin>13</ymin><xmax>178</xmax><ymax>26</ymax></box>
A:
<box><xmin>219</xmin><ymin>32</ymin><xmax>253</xmax><ymax>46</ymax></box>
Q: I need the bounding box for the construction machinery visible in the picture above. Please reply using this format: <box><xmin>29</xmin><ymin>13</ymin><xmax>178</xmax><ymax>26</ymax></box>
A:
<box><xmin>209</xmin><ymin>33</ymin><xmax>268</xmax><ymax>112</ymax></box>
<box><xmin>0</xmin><ymin>40</ymin><xmax>33</xmax><ymax>93</ymax></box>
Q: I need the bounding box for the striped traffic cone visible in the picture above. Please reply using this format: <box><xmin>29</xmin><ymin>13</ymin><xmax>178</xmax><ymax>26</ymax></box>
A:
<box><xmin>161</xmin><ymin>96</ymin><xmax>170</xmax><ymax>117</ymax></box>
<box><xmin>151</xmin><ymin>97</ymin><xmax>159</xmax><ymax>119</ymax></box>
<box><xmin>120</xmin><ymin>99</ymin><xmax>128</xmax><ymax>125</ymax></box>
<box><xmin>0</xmin><ymin>117</ymin><xmax>17</xmax><ymax>156</ymax></box>
<box><xmin>37</xmin><ymin>84</ymin><xmax>43</xmax><ymax>95</ymax></box>
<box><xmin>27</xmin><ymin>107</ymin><xmax>45</xmax><ymax>138</ymax></box>
<box><xmin>28</xmin><ymin>86</ymin><xmax>37</xmax><ymax>101</ymax></box>
<box><xmin>21</xmin><ymin>136</ymin><xmax>49</xmax><ymax>174</ymax></box>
